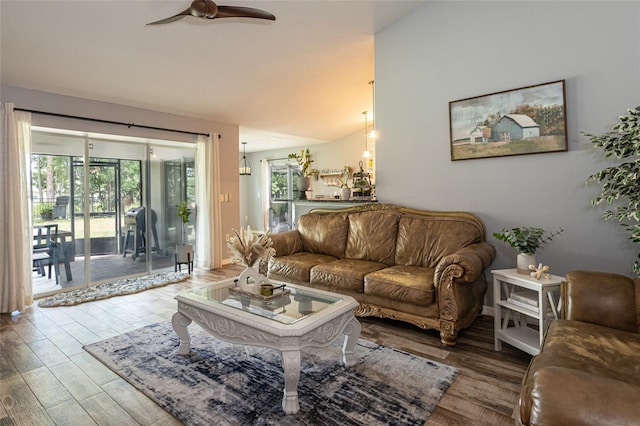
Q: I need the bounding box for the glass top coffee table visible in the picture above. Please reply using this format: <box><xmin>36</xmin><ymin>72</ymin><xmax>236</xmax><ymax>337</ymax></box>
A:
<box><xmin>172</xmin><ymin>277</ymin><xmax>361</xmax><ymax>414</ymax></box>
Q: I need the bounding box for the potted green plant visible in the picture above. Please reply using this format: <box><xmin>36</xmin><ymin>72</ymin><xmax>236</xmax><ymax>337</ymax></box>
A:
<box><xmin>288</xmin><ymin>148</ymin><xmax>314</xmax><ymax>199</ymax></box>
<box><xmin>288</xmin><ymin>148</ymin><xmax>314</xmax><ymax>177</ymax></box>
<box><xmin>176</xmin><ymin>201</ymin><xmax>192</xmax><ymax>242</ymax></box>
<box><xmin>40</xmin><ymin>205</ymin><xmax>54</xmax><ymax>221</ymax></box>
<box><xmin>493</xmin><ymin>226</ymin><xmax>563</xmax><ymax>274</ymax></box>
<box><xmin>583</xmin><ymin>106</ymin><xmax>640</xmax><ymax>276</ymax></box>
<box><xmin>176</xmin><ymin>201</ymin><xmax>193</xmax><ymax>269</ymax></box>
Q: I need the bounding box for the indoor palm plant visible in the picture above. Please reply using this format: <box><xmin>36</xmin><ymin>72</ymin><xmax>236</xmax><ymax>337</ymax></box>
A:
<box><xmin>493</xmin><ymin>226</ymin><xmax>563</xmax><ymax>274</ymax></box>
<box><xmin>583</xmin><ymin>106</ymin><xmax>640</xmax><ymax>276</ymax></box>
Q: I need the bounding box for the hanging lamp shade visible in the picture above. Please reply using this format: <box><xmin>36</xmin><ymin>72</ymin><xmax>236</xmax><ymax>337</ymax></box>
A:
<box><xmin>362</xmin><ymin>111</ymin><xmax>371</xmax><ymax>158</ymax></box>
<box><xmin>369</xmin><ymin>80</ymin><xmax>376</xmax><ymax>140</ymax></box>
<box><xmin>239</xmin><ymin>142</ymin><xmax>252</xmax><ymax>175</ymax></box>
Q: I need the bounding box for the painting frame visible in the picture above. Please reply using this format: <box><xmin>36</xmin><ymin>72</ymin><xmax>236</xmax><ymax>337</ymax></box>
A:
<box><xmin>449</xmin><ymin>80</ymin><xmax>567</xmax><ymax>161</ymax></box>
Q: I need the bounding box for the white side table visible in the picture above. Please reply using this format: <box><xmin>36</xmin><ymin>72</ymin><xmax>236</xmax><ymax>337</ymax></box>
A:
<box><xmin>492</xmin><ymin>268</ymin><xmax>565</xmax><ymax>355</ymax></box>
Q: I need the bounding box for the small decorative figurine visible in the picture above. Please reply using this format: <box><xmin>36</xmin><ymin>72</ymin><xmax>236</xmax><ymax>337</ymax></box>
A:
<box><xmin>529</xmin><ymin>263</ymin><xmax>551</xmax><ymax>280</ymax></box>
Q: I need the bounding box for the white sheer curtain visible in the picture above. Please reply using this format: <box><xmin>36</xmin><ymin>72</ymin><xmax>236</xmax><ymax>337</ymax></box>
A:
<box><xmin>0</xmin><ymin>104</ymin><xmax>33</xmax><ymax>313</ymax></box>
<box><xmin>195</xmin><ymin>133</ymin><xmax>222</xmax><ymax>269</ymax></box>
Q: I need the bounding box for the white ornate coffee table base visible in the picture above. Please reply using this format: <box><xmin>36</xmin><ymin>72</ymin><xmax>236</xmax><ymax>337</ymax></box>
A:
<box><xmin>172</xmin><ymin>283</ymin><xmax>361</xmax><ymax>415</ymax></box>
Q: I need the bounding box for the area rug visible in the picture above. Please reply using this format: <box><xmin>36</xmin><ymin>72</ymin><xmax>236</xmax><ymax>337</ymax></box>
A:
<box><xmin>38</xmin><ymin>271</ymin><xmax>189</xmax><ymax>307</ymax></box>
<box><xmin>84</xmin><ymin>321</ymin><xmax>458</xmax><ymax>426</ymax></box>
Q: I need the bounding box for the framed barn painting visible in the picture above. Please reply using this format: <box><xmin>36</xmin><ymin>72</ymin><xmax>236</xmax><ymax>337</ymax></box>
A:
<box><xmin>449</xmin><ymin>80</ymin><xmax>567</xmax><ymax>161</ymax></box>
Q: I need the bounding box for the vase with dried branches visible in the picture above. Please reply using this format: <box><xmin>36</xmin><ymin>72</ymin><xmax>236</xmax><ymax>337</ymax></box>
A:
<box><xmin>227</xmin><ymin>226</ymin><xmax>275</xmax><ymax>292</ymax></box>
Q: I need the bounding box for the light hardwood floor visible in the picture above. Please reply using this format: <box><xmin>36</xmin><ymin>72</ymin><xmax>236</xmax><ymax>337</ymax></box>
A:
<box><xmin>1</xmin><ymin>264</ymin><xmax>531</xmax><ymax>425</ymax></box>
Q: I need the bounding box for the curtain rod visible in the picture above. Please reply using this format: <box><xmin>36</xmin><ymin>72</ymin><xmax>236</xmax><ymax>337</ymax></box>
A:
<box><xmin>14</xmin><ymin>108</ymin><xmax>211</xmax><ymax>138</ymax></box>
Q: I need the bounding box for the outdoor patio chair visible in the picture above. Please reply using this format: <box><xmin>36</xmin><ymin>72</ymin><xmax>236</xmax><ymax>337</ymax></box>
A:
<box><xmin>33</xmin><ymin>224</ymin><xmax>61</xmax><ymax>284</ymax></box>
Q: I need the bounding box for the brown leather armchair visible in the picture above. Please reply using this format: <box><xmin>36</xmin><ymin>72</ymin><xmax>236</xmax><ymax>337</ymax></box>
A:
<box><xmin>518</xmin><ymin>270</ymin><xmax>640</xmax><ymax>426</ymax></box>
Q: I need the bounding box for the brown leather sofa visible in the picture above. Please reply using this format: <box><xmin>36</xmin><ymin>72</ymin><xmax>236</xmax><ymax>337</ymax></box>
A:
<box><xmin>267</xmin><ymin>203</ymin><xmax>495</xmax><ymax>345</ymax></box>
<box><xmin>518</xmin><ymin>270</ymin><xmax>640</xmax><ymax>425</ymax></box>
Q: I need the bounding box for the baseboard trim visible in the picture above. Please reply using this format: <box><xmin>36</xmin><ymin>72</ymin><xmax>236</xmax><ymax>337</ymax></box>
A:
<box><xmin>482</xmin><ymin>305</ymin><xmax>495</xmax><ymax>317</ymax></box>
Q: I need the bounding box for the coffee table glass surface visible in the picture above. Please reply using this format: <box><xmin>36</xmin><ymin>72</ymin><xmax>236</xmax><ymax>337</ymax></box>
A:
<box><xmin>186</xmin><ymin>279</ymin><xmax>342</xmax><ymax>325</ymax></box>
<box><xmin>173</xmin><ymin>277</ymin><xmax>361</xmax><ymax>414</ymax></box>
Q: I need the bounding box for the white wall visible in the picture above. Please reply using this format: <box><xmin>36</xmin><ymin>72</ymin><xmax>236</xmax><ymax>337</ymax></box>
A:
<box><xmin>1</xmin><ymin>85</ymin><xmax>241</xmax><ymax>261</ymax></box>
<box><xmin>375</xmin><ymin>1</ymin><xmax>640</xmax><ymax>278</ymax></box>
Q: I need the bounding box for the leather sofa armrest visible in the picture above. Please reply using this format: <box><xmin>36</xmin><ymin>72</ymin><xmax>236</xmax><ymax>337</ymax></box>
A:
<box><xmin>519</xmin><ymin>366</ymin><xmax>640</xmax><ymax>426</ymax></box>
<box><xmin>269</xmin><ymin>230</ymin><xmax>303</xmax><ymax>257</ymax></box>
<box><xmin>434</xmin><ymin>242</ymin><xmax>496</xmax><ymax>286</ymax></box>
<box><xmin>434</xmin><ymin>242</ymin><xmax>495</xmax><ymax>345</ymax></box>
<box><xmin>562</xmin><ymin>270</ymin><xmax>637</xmax><ymax>332</ymax></box>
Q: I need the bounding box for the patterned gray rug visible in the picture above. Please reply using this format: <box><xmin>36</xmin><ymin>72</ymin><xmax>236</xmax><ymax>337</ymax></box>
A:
<box><xmin>38</xmin><ymin>271</ymin><xmax>189</xmax><ymax>307</ymax></box>
<box><xmin>84</xmin><ymin>322</ymin><xmax>458</xmax><ymax>426</ymax></box>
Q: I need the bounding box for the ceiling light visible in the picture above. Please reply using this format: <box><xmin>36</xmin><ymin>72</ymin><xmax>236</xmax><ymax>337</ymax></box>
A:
<box><xmin>239</xmin><ymin>142</ymin><xmax>252</xmax><ymax>176</ymax></box>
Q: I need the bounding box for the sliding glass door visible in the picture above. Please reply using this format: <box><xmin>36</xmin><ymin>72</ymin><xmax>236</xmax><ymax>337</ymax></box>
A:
<box><xmin>31</xmin><ymin>129</ymin><xmax>197</xmax><ymax>297</ymax></box>
<box><xmin>31</xmin><ymin>132</ymin><xmax>86</xmax><ymax>294</ymax></box>
<box><xmin>82</xmin><ymin>139</ymin><xmax>148</xmax><ymax>283</ymax></box>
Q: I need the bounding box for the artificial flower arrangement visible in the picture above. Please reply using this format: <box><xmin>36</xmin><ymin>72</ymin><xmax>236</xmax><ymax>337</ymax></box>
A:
<box><xmin>227</xmin><ymin>226</ymin><xmax>275</xmax><ymax>268</ymax></box>
<box><xmin>227</xmin><ymin>226</ymin><xmax>276</xmax><ymax>293</ymax></box>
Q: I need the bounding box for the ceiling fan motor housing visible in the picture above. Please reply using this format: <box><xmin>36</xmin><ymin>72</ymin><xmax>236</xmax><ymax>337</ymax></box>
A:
<box><xmin>191</xmin><ymin>0</ymin><xmax>218</xmax><ymax>19</ymax></box>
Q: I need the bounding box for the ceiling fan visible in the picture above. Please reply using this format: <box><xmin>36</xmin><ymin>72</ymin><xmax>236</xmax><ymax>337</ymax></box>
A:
<box><xmin>147</xmin><ymin>0</ymin><xmax>276</xmax><ymax>25</ymax></box>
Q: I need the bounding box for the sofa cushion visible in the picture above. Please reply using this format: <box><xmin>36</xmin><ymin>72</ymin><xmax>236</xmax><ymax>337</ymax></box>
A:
<box><xmin>524</xmin><ymin>366</ymin><xmax>640</xmax><ymax>426</ymax></box>
<box><xmin>310</xmin><ymin>259</ymin><xmax>387</xmax><ymax>293</ymax></box>
<box><xmin>364</xmin><ymin>265</ymin><xmax>435</xmax><ymax>306</ymax></box>
<box><xmin>530</xmin><ymin>319</ymin><xmax>640</xmax><ymax>386</ymax></box>
<box><xmin>395</xmin><ymin>214</ymin><xmax>484</xmax><ymax>267</ymax></box>
<box><xmin>270</xmin><ymin>229</ymin><xmax>304</xmax><ymax>257</ymax></box>
<box><xmin>520</xmin><ymin>319</ymin><xmax>640</xmax><ymax>425</ymax></box>
<box><xmin>268</xmin><ymin>252</ymin><xmax>337</xmax><ymax>284</ymax></box>
<box><xmin>345</xmin><ymin>211</ymin><xmax>399</xmax><ymax>265</ymax></box>
<box><xmin>297</xmin><ymin>213</ymin><xmax>349</xmax><ymax>259</ymax></box>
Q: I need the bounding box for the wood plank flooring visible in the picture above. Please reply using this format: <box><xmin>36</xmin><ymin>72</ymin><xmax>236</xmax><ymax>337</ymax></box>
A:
<box><xmin>1</xmin><ymin>264</ymin><xmax>531</xmax><ymax>425</ymax></box>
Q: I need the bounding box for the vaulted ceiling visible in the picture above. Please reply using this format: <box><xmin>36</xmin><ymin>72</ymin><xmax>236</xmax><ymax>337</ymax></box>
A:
<box><xmin>0</xmin><ymin>0</ymin><xmax>424</xmax><ymax>151</ymax></box>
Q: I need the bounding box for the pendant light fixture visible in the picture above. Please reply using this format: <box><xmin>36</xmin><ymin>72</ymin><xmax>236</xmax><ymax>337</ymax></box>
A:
<box><xmin>362</xmin><ymin>111</ymin><xmax>371</xmax><ymax>158</ymax></box>
<box><xmin>369</xmin><ymin>80</ymin><xmax>376</xmax><ymax>140</ymax></box>
<box><xmin>239</xmin><ymin>142</ymin><xmax>252</xmax><ymax>176</ymax></box>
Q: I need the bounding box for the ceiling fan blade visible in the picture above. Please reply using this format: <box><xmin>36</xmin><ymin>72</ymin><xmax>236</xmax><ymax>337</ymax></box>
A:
<box><xmin>214</xmin><ymin>6</ymin><xmax>276</xmax><ymax>21</ymax></box>
<box><xmin>146</xmin><ymin>8</ymin><xmax>192</xmax><ymax>25</ymax></box>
